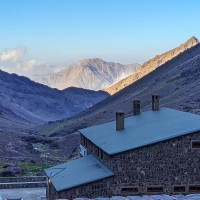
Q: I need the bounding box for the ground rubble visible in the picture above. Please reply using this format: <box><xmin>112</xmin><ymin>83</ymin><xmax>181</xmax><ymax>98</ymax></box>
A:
<box><xmin>73</xmin><ymin>194</ymin><xmax>200</xmax><ymax>200</ymax></box>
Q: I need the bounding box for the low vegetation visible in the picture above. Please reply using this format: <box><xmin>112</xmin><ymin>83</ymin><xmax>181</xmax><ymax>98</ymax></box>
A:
<box><xmin>18</xmin><ymin>162</ymin><xmax>53</xmax><ymax>174</ymax></box>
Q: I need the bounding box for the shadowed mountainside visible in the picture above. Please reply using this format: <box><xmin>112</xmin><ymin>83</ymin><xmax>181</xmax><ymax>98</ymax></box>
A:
<box><xmin>0</xmin><ymin>70</ymin><xmax>109</xmax><ymax>132</ymax></box>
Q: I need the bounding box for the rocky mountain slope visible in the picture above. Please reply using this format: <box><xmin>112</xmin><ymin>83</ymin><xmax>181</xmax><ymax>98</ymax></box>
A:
<box><xmin>35</xmin><ymin>58</ymin><xmax>140</xmax><ymax>90</ymax></box>
<box><xmin>0</xmin><ymin>70</ymin><xmax>109</xmax><ymax>132</ymax></box>
<box><xmin>104</xmin><ymin>36</ymin><xmax>199</xmax><ymax>94</ymax></box>
<box><xmin>38</xmin><ymin>38</ymin><xmax>200</xmax><ymax>137</ymax></box>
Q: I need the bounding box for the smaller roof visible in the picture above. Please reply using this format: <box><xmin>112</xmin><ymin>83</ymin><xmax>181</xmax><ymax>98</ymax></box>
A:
<box><xmin>45</xmin><ymin>155</ymin><xmax>114</xmax><ymax>191</ymax></box>
<box><xmin>80</xmin><ymin>108</ymin><xmax>200</xmax><ymax>155</ymax></box>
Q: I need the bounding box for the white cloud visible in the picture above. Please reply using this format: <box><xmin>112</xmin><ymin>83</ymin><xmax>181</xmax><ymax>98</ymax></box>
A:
<box><xmin>0</xmin><ymin>46</ymin><xmax>66</xmax><ymax>79</ymax></box>
<box><xmin>0</xmin><ymin>46</ymin><xmax>27</xmax><ymax>62</ymax></box>
<box><xmin>18</xmin><ymin>60</ymin><xmax>45</xmax><ymax>71</ymax></box>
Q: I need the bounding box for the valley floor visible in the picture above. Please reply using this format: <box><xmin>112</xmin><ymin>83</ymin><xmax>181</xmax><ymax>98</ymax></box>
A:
<box><xmin>0</xmin><ymin>130</ymin><xmax>80</xmax><ymax>176</ymax></box>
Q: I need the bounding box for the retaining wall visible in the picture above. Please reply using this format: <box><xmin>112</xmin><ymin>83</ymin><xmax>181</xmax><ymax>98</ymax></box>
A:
<box><xmin>0</xmin><ymin>176</ymin><xmax>47</xmax><ymax>189</ymax></box>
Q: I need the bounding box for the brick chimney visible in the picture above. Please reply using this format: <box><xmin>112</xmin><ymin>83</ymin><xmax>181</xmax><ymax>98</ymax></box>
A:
<box><xmin>116</xmin><ymin>111</ymin><xmax>124</xmax><ymax>130</ymax></box>
<box><xmin>133</xmin><ymin>100</ymin><xmax>140</xmax><ymax>115</ymax></box>
<box><xmin>152</xmin><ymin>95</ymin><xmax>160</xmax><ymax>111</ymax></box>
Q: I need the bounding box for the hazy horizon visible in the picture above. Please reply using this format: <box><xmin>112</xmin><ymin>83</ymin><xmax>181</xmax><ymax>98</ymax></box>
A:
<box><xmin>0</xmin><ymin>0</ymin><xmax>200</xmax><ymax>78</ymax></box>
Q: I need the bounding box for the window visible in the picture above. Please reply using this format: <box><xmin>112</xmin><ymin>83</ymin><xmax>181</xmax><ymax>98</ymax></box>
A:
<box><xmin>147</xmin><ymin>186</ymin><xmax>163</xmax><ymax>193</ymax></box>
<box><xmin>98</xmin><ymin>148</ymin><xmax>104</xmax><ymax>159</ymax></box>
<box><xmin>173</xmin><ymin>186</ymin><xmax>185</xmax><ymax>193</ymax></box>
<box><xmin>192</xmin><ymin>141</ymin><xmax>200</xmax><ymax>149</ymax></box>
<box><xmin>83</xmin><ymin>137</ymin><xmax>88</xmax><ymax>147</ymax></box>
<box><xmin>189</xmin><ymin>185</ymin><xmax>200</xmax><ymax>192</ymax></box>
<box><xmin>121</xmin><ymin>187</ymin><xmax>138</xmax><ymax>194</ymax></box>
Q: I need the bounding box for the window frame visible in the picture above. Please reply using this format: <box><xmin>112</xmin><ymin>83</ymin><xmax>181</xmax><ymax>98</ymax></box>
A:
<box><xmin>97</xmin><ymin>148</ymin><xmax>104</xmax><ymax>159</ymax></box>
<box><xmin>189</xmin><ymin>185</ymin><xmax>200</xmax><ymax>193</ymax></box>
<box><xmin>173</xmin><ymin>185</ymin><xmax>186</xmax><ymax>193</ymax></box>
<box><xmin>121</xmin><ymin>186</ymin><xmax>139</xmax><ymax>194</ymax></box>
<box><xmin>83</xmin><ymin>136</ymin><xmax>88</xmax><ymax>147</ymax></box>
<box><xmin>191</xmin><ymin>140</ymin><xmax>200</xmax><ymax>149</ymax></box>
<box><xmin>147</xmin><ymin>186</ymin><xmax>164</xmax><ymax>193</ymax></box>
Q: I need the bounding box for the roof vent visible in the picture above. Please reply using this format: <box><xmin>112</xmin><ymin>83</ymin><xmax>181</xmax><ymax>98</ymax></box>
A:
<box><xmin>133</xmin><ymin>100</ymin><xmax>140</xmax><ymax>115</ymax></box>
<box><xmin>152</xmin><ymin>95</ymin><xmax>160</xmax><ymax>111</ymax></box>
<box><xmin>116</xmin><ymin>111</ymin><xmax>124</xmax><ymax>131</ymax></box>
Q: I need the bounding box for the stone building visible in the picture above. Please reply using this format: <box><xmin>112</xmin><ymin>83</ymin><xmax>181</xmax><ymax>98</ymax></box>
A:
<box><xmin>45</xmin><ymin>96</ymin><xmax>200</xmax><ymax>200</ymax></box>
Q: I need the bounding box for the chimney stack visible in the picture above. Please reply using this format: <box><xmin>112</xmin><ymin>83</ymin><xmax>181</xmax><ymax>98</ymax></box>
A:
<box><xmin>116</xmin><ymin>111</ymin><xmax>124</xmax><ymax>130</ymax></box>
<box><xmin>133</xmin><ymin>100</ymin><xmax>140</xmax><ymax>115</ymax></box>
<box><xmin>152</xmin><ymin>95</ymin><xmax>160</xmax><ymax>111</ymax></box>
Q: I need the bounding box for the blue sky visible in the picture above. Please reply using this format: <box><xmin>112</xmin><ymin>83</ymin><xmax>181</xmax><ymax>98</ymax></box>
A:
<box><xmin>0</xmin><ymin>0</ymin><xmax>200</xmax><ymax>77</ymax></box>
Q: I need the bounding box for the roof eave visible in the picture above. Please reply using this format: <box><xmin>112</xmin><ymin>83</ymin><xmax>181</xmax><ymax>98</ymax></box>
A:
<box><xmin>56</xmin><ymin>173</ymin><xmax>114</xmax><ymax>192</ymax></box>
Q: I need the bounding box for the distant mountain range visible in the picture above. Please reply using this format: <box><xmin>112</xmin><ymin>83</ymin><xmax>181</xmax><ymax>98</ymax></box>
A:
<box><xmin>34</xmin><ymin>58</ymin><xmax>140</xmax><ymax>90</ymax></box>
<box><xmin>0</xmin><ymin>70</ymin><xmax>109</xmax><ymax>132</ymax></box>
<box><xmin>104</xmin><ymin>36</ymin><xmax>199</xmax><ymax>94</ymax></box>
<box><xmin>38</xmin><ymin>36</ymin><xmax>200</xmax><ymax>136</ymax></box>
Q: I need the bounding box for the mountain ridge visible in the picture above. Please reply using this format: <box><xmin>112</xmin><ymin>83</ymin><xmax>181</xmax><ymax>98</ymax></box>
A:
<box><xmin>34</xmin><ymin>58</ymin><xmax>140</xmax><ymax>91</ymax></box>
<box><xmin>104</xmin><ymin>36</ymin><xmax>199</xmax><ymax>94</ymax></box>
<box><xmin>0</xmin><ymin>70</ymin><xmax>109</xmax><ymax>132</ymax></box>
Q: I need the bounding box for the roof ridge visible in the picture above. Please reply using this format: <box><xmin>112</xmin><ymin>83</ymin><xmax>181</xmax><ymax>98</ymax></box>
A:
<box><xmin>48</xmin><ymin>167</ymin><xmax>66</xmax><ymax>178</ymax></box>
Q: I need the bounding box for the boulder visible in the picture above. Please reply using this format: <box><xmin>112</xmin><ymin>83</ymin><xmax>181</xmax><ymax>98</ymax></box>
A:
<box><xmin>1</xmin><ymin>166</ymin><xmax>24</xmax><ymax>176</ymax></box>
<box><xmin>2</xmin><ymin>164</ymin><xmax>12</xmax><ymax>168</ymax></box>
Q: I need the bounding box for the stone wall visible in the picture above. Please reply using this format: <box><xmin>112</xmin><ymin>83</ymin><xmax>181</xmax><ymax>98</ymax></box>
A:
<box><xmin>58</xmin><ymin>178</ymin><xmax>114</xmax><ymax>200</ymax></box>
<box><xmin>107</xmin><ymin>131</ymin><xmax>200</xmax><ymax>195</ymax></box>
<box><xmin>0</xmin><ymin>176</ymin><xmax>47</xmax><ymax>189</ymax></box>
<box><xmin>0</xmin><ymin>176</ymin><xmax>46</xmax><ymax>183</ymax></box>
<box><xmin>81</xmin><ymin>135</ymin><xmax>103</xmax><ymax>158</ymax></box>
<box><xmin>79</xmin><ymin>131</ymin><xmax>200</xmax><ymax>196</ymax></box>
<box><xmin>0</xmin><ymin>181</ymin><xmax>46</xmax><ymax>189</ymax></box>
<box><xmin>48</xmin><ymin>181</ymin><xmax>59</xmax><ymax>200</ymax></box>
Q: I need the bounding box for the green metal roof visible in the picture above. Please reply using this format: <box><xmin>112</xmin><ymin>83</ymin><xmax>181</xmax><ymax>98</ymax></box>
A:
<box><xmin>45</xmin><ymin>155</ymin><xmax>114</xmax><ymax>191</ymax></box>
<box><xmin>80</xmin><ymin>108</ymin><xmax>200</xmax><ymax>155</ymax></box>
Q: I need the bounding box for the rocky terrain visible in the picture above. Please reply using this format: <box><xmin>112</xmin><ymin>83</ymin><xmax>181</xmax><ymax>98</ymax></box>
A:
<box><xmin>104</xmin><ymin>36</ymin><xmax>199</xmax><ymax>94</ymax></box>
<box><xmin>35</xmin><ymin>58</ymin><xmax>140</xmax><ymax>90</ymax></box>
<box><xmin>72</xmin><ymin>194</ymin><xmax>200</xmax><ymax>199</ymax></box>
<box><xmin>0</xmin><ymin>130</ymin><xmax>80</xmax><ymax>176</ymax></box>
<box><xmin>38</xmin><ymin>37</ymin><xmax>200</xmax><ymax>137</ymax></box>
